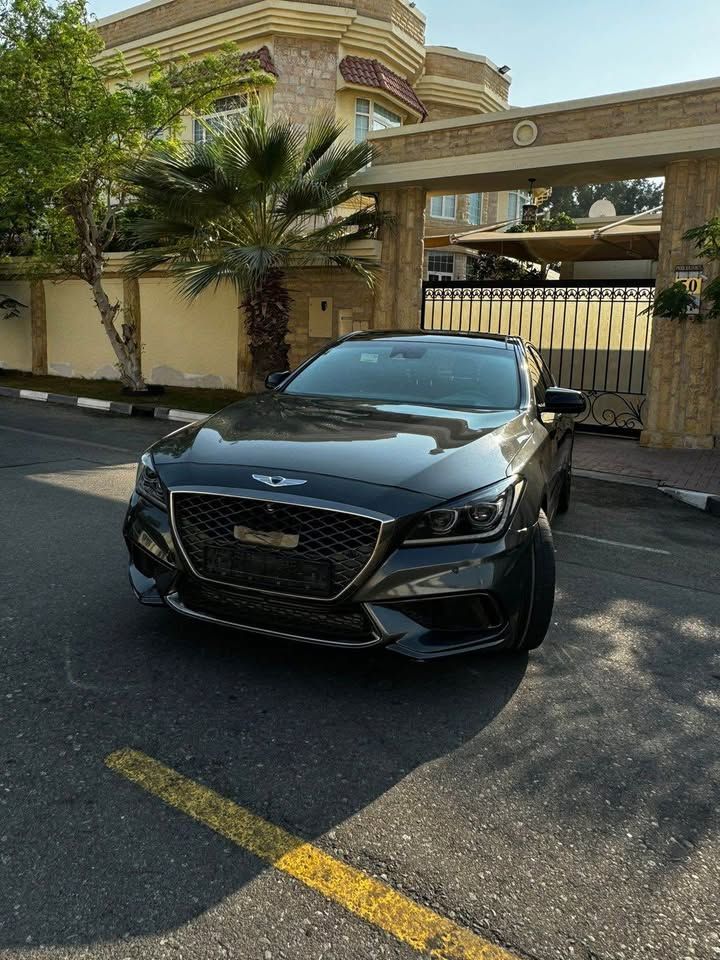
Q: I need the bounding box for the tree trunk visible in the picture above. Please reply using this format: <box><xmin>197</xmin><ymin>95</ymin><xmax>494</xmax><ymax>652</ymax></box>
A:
<box><xmin>242</xmin><ymin>269</ymin><xmax>292</xmax><ymax>391</ymax></box>
<box><xmin>91</xmin><ymin>275</ymin><xmax>145</xmax><ymax>391</ymax></box>
<box><xmin>66</xmin><ymin>193</ymin><xmax>146</xmax><ymax>391</ymax></box>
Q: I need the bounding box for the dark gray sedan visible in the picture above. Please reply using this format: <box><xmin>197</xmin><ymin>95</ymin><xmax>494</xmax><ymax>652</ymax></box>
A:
<box><xmin>124</xmin><ymin>332</ymin><xmax>585</xmax><ymax>659</ymax></box>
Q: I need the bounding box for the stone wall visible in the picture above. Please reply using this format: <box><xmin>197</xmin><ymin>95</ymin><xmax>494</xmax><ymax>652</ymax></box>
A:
<box><xmin>389</xmin><ymin>1</ymin><xmax>425</xmax><ymax>45</ymax></box>
<box><xmin>374</xmin><ymin>89</ymin><xmax>720</xmax><ymax>166</ymax></box>
<box><xmin>485</xmin><ymin>192</ymin><xmax>499</xmax><ymax>223</ymax></box>
<box><xmin>423</xmin><ymin>101</ymin><xmax>478</xmax><ymax>121</ymax></box>
<box><xmin>423</xmin><ymin>50</ymin><xmax>509</xmax><ymax>104</ymax></box>
<box><xmin>271</xmin><ymin>36</ymin><xmax>337</xmax><ymax>119</ymax></box>
<box><xmin>285</xmin><ymin>268</ymin><xmax>375</xmax><ymax>369</ymax></box>
<box><xmin>97</xmin><ymin>0</ymin><xmax>424</xmax><ymax>48</ymax></box>
<box><xmin>642</xmin><ymin>157</ymin><xmax>720</xmax><ymax>448</ymax></box>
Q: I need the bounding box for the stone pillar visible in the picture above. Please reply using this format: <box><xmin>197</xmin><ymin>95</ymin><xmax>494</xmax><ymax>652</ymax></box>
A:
<box><xmin>30</xmin><ymin>279</ymin><xmax>47</xmax><ymax>375</ymax></box>
<box><xmin>372</xmin><ymin>186</ymin><xmax>426</xmax><ymax>330</ymax></box>
<box><xmin>485</xmin><ymin>192</ymin><xmax>499</xmax><ymax>224</ymax></box>
<box><xmin>641</xmin><ymin>158</ymin><xmax>720</xmax><ymax>448</ymax></box>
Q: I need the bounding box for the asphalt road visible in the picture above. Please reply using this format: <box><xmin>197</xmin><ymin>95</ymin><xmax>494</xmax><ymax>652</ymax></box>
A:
<box><xmin>1</xmin><ymin>398</ymin><xmax>719</xmax><ymax>960</ymax></box>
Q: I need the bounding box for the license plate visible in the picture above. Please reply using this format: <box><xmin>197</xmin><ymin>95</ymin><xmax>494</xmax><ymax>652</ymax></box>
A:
<box><xmin>204</xmin><ymin>545</ymin><xmax>332</xmax><ymax>593</ymax></box>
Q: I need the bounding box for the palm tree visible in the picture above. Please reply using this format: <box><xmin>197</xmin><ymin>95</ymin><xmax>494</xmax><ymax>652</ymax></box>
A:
<box><xmin>123</xmin><ymin>103</ymin><xmax>390</xmax><ymax>389</ymax></box>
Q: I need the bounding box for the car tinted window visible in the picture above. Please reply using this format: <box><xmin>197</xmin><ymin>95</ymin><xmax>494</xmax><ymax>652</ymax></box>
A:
<box><xmin>284</xmin><ymin>340</ymin><xmax>520</xmax><ymax>410</ymax></box>
<box><xmin>528</xmin><ymin>344</ymin><xmax>555</xmax><ymax>390</ymax></box>
<box><xmin>527</xmin><ymin>357</ymin><xmax>545</xmax><ymax>405</ymax></box>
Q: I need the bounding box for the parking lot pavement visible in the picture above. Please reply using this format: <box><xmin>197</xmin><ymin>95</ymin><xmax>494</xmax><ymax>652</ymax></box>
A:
<box><xmin>1</xmin><ymin>398</ymin><xmax>719</xmax><ymax>960</ymax></box>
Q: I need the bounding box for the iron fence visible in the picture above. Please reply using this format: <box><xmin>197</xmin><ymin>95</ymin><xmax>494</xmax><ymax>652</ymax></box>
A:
<box><xmin>421</xmin><ymin>280</ymin><xmax>655</xmax><ymax>433</ymax></box>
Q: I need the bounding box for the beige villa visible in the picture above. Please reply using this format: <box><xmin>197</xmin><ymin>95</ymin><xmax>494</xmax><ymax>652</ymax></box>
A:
<box><xmin>2</xmin><ymin>0</ymin><xmax>719</xmax><ymax>448</ymax></box>
<box><xmin>96</xmin><ymin>0</ymin><xmax>516</xmax><ymax>283</ymax></box>
<box><xmin>0</xmin><ymin>0</ymin><xmax>517</xmax><ymax>389</ymax></box>
<box><xmin>97</xmin><ymin>0</ymin><xmax>520</xmax><ymax>284</ymax></box>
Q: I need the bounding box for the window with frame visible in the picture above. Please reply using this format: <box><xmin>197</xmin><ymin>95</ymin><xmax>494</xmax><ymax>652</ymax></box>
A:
<box><xmin>429</xmin><ymin>195</ymin><xmax>457</xmax><ymax>220</ymax></box>
<box><xmin>467</xmin><ymin>193</ymin><xmax>483</xmax><ymax>225</ymax></box>
<box><xmin>194</xmin><ymin>96</ymin><xmax>248</xmax><ymax>144</ymax></box>
<box><xmin>354</xmin><ymin>98</ymin><xmax>402</xmax><ymax>143</ymax></box>
<box><xmin>427</xmin><ymin>252</ymin><xmax>455</xmax><ymax>281</ymax></box>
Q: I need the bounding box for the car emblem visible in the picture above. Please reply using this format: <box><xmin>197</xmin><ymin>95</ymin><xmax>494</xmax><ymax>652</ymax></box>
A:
<box><xmin>252</xmin><ymin>474</ymin><xmax>307</xmax><ymax>488</ymax></box>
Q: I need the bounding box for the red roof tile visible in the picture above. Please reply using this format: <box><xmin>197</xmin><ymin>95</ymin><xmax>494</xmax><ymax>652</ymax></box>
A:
<box><xmin>339</xmin><ymin>56</ymin><xmax>427</xmax><ymax>119</ymax></box>
<box><xmin>238</xmin><ymin>46</ymin><xmax>278</xmax><ymax>78</ymax></box>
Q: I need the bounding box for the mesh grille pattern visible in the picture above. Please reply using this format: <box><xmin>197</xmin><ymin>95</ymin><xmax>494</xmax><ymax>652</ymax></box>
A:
<box><xmin>173</xmin><ymin>493</ymin><xmax>382</xmax><ymax>598</ymax></box>
<box><xmin>180</xmin><ymin>582</ymin><xmax>376</xmax><ymax>644</ymax></box>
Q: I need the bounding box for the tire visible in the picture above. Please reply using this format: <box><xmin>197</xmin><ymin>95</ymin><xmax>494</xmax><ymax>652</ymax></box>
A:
<box><xmin>516</xmin><ymin>510</ymin><xmax>556</xmax><ymax>651</ymax></box>
<box><xmin>555</xmin><ymin>465</ymin><xmax>572</xmax><ymax>515</ymax></box>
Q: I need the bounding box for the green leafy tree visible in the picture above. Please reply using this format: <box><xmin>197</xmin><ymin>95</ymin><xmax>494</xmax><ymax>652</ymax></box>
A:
<box><xmin>467</xmin><ymin>254</ymin><xmax>541</xmax><ymax>282</ymax></box>
<box><xmin>0</xmin><ymin>195</ymin><xmax>43</xmax><ymax>258</ymax></box>
<box><xmin>506</xmin><ymin>211</ymin><xmax>578</xmax><ymax>233</ymax></box>
<box><xmin>0</xmin><ymin>0</ymin><xmax>271</xmax><ymax>389</ymax></box>
<box><xmin>548</xmin><ymin>179</ymin><xmax>663</xmax><ymax>218</ymax></box>
<box><xmin>123</xmin><ymin>105</ymin><xmax>390</xmax><ymax>389</ymax></box>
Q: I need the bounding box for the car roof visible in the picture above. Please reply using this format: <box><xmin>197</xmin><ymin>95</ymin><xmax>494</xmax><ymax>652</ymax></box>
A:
<box><xmin>341</xmin><ymin>330</ymin><xmax>521</xmax><ymax>350</ymax></box>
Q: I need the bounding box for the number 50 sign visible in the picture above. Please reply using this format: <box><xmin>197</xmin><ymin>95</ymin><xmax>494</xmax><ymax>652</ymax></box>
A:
<box><xmin>675</xmin><ymin>264</ymin><xmax>706</xmax><ymax>315</ymax></box>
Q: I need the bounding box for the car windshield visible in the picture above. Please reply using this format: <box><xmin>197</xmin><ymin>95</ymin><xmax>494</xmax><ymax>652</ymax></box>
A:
<box><xmin>283</xmin><ymin>339</ymin><xmax>520</xmax><ymax>410</ymax></box>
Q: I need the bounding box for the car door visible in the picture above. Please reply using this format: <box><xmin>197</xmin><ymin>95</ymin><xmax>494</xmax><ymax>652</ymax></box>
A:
<box><xmin>526</xmin><ymin>344</ymin><xmax>564</xmax><ymax>516</ymax></box>
<box><xmin>527</xmin><ymin>343</ymin><xmax>575</xmax><ymax>513</ymax></box>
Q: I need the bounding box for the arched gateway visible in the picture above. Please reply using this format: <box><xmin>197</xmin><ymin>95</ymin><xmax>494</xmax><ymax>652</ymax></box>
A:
<box><xmin>352</xmin><ymin>76</ymin><xmax>720</xmax><ymax>449</ymax></box>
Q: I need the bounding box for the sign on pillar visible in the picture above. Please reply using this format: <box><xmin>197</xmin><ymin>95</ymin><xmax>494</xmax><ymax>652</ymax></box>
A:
<box><xmin>674</xmin><ymin>264</ymin><xmax>706</xmax><ymax>316</ymax></box>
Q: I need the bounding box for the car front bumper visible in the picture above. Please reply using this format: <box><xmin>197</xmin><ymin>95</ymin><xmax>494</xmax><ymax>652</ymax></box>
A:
<box><xmin>123</xmin><ymin>492</ymin><xmax>535</xmax><ymax>660</ymax></box>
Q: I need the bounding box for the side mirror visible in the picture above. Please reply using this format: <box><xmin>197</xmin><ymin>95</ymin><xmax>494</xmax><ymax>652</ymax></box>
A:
<box><xmin>542</xmin><ymin>387</ymin><xmax>586</xmax><ymax>416</ymax></box>
<box><xmin>265</xmin><ymin>370</ymin><xmax>290</xmax><ymax>390</ymax></box>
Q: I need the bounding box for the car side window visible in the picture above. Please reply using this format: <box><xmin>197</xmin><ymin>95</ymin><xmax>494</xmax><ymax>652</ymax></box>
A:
<box><xmin>535</xmin><ymin>348</ymin><xmax>555</xmax><ymax>390</ymax></box>
<box><xmin>527</xmin><ymin>345</ymin><xmax>555</xmax><ymax>405</ymax></box>
<box><xmin>526</xmin><ymin>350</ymin><xmax>546</xmax><ymax>406</ymax></box>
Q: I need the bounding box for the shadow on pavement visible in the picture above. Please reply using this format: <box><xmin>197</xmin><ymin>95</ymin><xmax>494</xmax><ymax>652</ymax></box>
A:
<box><xmin>3</xmin><ymin>460</ymin><xmax>719</xmax><ymax>953</ymax></box>
<box><xmin>1</xmin><ymin>458</ymin><xmax>528</xmax><ymax>950</ymax></box>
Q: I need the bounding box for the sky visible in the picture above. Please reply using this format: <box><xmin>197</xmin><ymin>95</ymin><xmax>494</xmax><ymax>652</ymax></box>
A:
<box><xmin>88</xmin><ymin>0</ymin><xmax>720</xmax><ymax>107</ymax></box>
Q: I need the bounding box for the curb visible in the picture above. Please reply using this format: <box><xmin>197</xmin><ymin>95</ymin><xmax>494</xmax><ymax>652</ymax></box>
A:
<box><xmin>660</xmin><ymin>486</ymin><xmax>720</xmax><ymax>516</ymax></box>
<box><xmin>576</xmin><ymin>468</ymin><xmax>719</xmax><ymax>515</ymax></box>
<box><xmin>152</xmin><ymin>406</ymin><xmax>207</xmax><ymax>423</ymax></box>
<box><xmin>0</xmin><ymin>385</ymin><xmax>207</xmax><ymax>424</ymax></box>
<box><xmin>574</xmin><ymin>468</ymin><xmax>659</xmax><ymax>488</ymax></box>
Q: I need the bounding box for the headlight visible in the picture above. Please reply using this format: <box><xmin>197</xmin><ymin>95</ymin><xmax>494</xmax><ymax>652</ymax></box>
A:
<box><xmin>405</xmin><ymin>476</ymin><xmax>525</xmax><ymax>544</ymax></box>
<box><xmin>135</xmin><ymin>452</ymin><xmax>167</xmax><ymax>509</ymax></box>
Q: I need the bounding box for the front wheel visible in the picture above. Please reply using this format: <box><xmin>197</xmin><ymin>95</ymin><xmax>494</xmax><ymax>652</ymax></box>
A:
<box><xmin>516</xmin><ymin>510</ymin><xmax>556</xmax><ymax>651</ymax></box>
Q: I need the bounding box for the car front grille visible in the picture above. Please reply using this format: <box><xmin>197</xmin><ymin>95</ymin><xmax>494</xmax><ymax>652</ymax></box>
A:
<box><xmin>178</xmin><ymin>581</ymin><xmax>378</xmax><ymax>645</ymax></box>
<box><xmin>171</xmin><ymin>492</ymin><xmax>383</xmax><ymax>599</ymax></box>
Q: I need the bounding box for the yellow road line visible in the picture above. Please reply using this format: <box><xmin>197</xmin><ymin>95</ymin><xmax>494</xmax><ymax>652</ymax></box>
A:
<box><xmin>106</xmin><ymin>748</ymin><xmax>517</xmax><ymax>960</ymax></box>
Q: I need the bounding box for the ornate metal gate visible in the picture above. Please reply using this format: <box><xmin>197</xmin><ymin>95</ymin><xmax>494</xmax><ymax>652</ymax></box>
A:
<box><xmin>421</xmin><ymin>280</ymin><xmax>655</xmax><ymax>433</ymax></box>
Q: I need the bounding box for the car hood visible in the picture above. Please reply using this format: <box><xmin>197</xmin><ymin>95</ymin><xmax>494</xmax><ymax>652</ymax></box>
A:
<box><xmin>151</xmin><ymin>394</ymin><xmax>534</xmax><ymax>500</ymax></box>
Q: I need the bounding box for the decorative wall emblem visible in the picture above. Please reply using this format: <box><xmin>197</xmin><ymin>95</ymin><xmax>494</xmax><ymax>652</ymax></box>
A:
<box><xmin>512</xmin><ymin>120</ymin><xmax>538</xmax><ymax>146</ymax></box>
